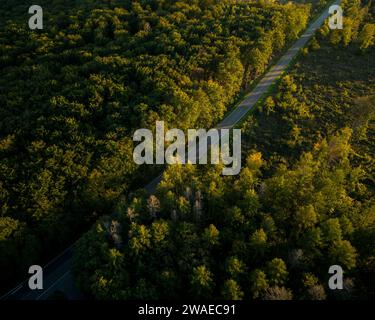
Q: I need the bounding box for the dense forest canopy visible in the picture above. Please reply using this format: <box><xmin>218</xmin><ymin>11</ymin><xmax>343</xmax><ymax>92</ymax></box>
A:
<box><xmin>0</xmin><ymin>0</ymin><xmax>374</xmax><ymax>300</ymax></box>
<box><xmin>72</xmin><ymin>0</ymin><xmax>375</xmax><ymax>299</ymax></box>
<box><xmin>0</xmin><ymin>0</ymin><xmax>315</xmax><ymax>291</ymax></box>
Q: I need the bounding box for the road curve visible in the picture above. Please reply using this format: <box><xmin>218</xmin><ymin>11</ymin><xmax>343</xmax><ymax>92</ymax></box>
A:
<box><xmin>1</xmin><ymin>1</ymin><xmax>339</xmax><ymax>300</ymax></box>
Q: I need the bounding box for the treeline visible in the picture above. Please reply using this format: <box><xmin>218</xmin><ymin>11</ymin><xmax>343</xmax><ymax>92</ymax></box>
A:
<box><xmin>73</xmin><ymin>0</ymin><xmax>374</xmax><ymax>299</ymax></box>
<box><xmin>0</xmin><ymin>1</ymin><xmax>312</xmax><ymax>290</ymax></box>
<box><xmin>321</xmin><ymin>0</ymin><xmax>375</xmax><ymax>50</ymax></box>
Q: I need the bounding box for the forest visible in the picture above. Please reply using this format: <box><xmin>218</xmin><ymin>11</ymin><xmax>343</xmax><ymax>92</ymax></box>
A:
<box><xmin>72</xmin><ymin>0</ymin><xmax>375</xmax><ymax>299</ymax></box>
<box><xmin>0</xmin><ymin>0</ymin><xmax>314</xmax><ymax>291</ymax></box>
<box><xmin>0</xmin><ymin>0</ymin><xmax>374</xmax><ymax>300</ymax></box>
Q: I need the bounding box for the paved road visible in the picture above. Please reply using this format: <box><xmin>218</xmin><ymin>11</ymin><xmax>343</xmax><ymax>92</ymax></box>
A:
<box><xmin>145</xmin><ymin>0</ymin><xmax>340</xmax><ymax>191</ymax></box>
<box><xmin>1</xmin><ymin>243</ymin><xmax>84</xmax><ymax>300</ymax></box>
<box><xmin>0</xmin><ymin>1</ymin><xmax>339</xmax><ymax>300</ymax></box>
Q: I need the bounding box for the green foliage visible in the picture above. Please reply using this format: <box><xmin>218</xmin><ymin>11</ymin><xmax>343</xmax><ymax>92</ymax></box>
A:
<box><xmin>320</xmin><ymin>0</ymin><xmax>374</xmax><ymax>50</ymax></box>
<box><xmin>358</xmin><ymin>23</ymin><xmax>375</xmax><ymax>50</ymax></box>
<box><xmin>190</xmin><ymin>265</ymin><xmax>214</xmax><ymax>298</ymax></box>
<box><xmin>73</xmin><ymin>2</ymin><xmax>375</xmax><ymax>299</ymax></box>
<box><xmin>2</xmin><ymin>0</ymin><xmax>373</xmax><ymax>300</ymax></box>
<box><xmin>250</xmin><ymin>269</ymin><xmax>269</xmax><ymax>299</ymax></box>
<box><xmin>221</xmin><ymin>279</ymin><xmax>244</xmax><ymax>300</ymax></box>
<box><xmin>0</xmin><ymin>0</ymin><xmax>311</xmax><ymax>289</ymax></box>
<box><xmin>266</xmin><ymin>258</ymin><xmax>288</xmax><ymax>286</ymax></box>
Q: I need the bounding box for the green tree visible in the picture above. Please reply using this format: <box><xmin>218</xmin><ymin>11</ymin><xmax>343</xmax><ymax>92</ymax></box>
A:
<box><xmin>190</xmin><ymin>265</ymin><xmax>214</xmax><ymax>298</ymax></box>
<box><xmin>250</xmin><ymin>269</ymin><xmax>269</xmax><ymax>299</ymax></box>
<box><xmin>358</xmin><ymin>23</ymin><xmax>375</xmax><ymax>50</ymax></box>
<box><xmin>266</xmin><ymin>258</ymin><xmax>288</xmax><ymax>286</ymax></box>
<box><xmin>221</xmin><ymin>279</ymin><xmax>244</xmax><ymax>300</ymax></box>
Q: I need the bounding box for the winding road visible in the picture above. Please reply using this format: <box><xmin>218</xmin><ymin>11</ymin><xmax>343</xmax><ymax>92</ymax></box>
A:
<box><xmin>1</xmin><ymin>1</ymin><xmax>340</xmax><ymax>300</ymax></box>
